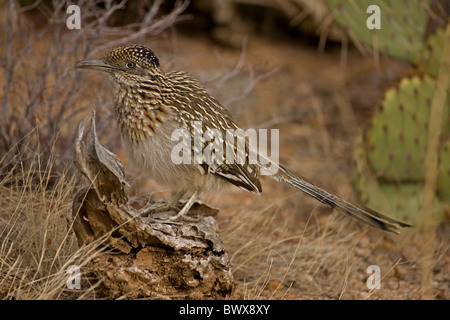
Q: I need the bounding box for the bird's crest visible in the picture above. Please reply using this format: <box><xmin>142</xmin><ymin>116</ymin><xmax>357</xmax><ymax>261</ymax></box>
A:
<box><xmin>106</xmin><ymin>44</ymin><xmax>160</xmax><ymax>68</ymax></box>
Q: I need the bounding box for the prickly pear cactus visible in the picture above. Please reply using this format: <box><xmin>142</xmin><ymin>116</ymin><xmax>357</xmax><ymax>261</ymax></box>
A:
<box><xmin>366</xmin><ymin>76</ymin><xmax>448</xmax><ymax>181</ymax></box>
<box><xmin>353</xmin><ymin>143</ymin><xmax>434</xmax><ymax>224</ymax></box>
<box><xmin>416</xmin><ymin>27</ymin><xmax>446</xmax><ymax>76</ymax></box>
<box><xmin>325</xmin><ymin>0</ymin><xmax>430</xmax><ymax>62</ymax></box>
<box><xmin>354</xmin><ymin>75</ymin><xmax>450</xmax><ymax>224</ymax></box>
<box><xmin>324</xmin><ymin>2</ymin><xmax>449</xmax><ymax>224</ymax></box>
<box><xmin>337</xmin><ymin>0</ymin><xmax>450</xmax><ymax>224</ymax></box>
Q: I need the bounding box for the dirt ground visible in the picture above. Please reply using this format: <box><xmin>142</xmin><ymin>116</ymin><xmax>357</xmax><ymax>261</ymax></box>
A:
<box><xmin>124</xmin><ymin>31</ymin><xmax>449</xmax><ymax>300</ymax></box>
<box><xmin>1</xmin><ymin>3</ymin><xmax>448</xmax><ymax>299</ymax></box>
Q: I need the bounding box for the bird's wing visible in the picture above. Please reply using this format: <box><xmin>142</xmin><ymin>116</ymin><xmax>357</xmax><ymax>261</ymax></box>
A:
<box><xmin>168</xmin><ymin>74</ymin><xmax>262</xmax><ymax>194</ymax></box>
<box><xmin>191</xmin><ymin>104</ymin><xmax>262</xmax><ymax>194</ymax></box>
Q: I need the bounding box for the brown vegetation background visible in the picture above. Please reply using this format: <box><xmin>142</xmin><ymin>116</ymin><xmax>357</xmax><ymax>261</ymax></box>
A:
<box><xmin>0</xmin><ymin>0</ymin><xmax>448</xmax><ymax>299</ymax></box>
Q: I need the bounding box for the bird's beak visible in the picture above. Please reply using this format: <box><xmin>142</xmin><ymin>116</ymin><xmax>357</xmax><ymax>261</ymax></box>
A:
<box><xmin>76</xmin><ymin>58</ymin><xmax>116</xmax><ymax>72</ymax></box>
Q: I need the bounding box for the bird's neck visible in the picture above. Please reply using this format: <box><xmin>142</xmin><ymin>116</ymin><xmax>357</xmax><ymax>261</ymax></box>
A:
<box><xmin>111</xmin><ymin>79</ymin><xmax>170</xmax><ymax>143</ymax></box>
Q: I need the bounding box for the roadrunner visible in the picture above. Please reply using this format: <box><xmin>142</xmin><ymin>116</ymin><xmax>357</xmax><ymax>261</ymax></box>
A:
<box><xmin>77</xmin><ymin>44</ymin><xmax>411</xmax><ymax>233</ymax></box>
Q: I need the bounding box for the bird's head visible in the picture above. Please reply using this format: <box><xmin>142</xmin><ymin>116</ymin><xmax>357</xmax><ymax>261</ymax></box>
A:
<box><xmin>76</xmin><ymin>45</ymin><xmax>161</xmax><ymax>86</ymax></box>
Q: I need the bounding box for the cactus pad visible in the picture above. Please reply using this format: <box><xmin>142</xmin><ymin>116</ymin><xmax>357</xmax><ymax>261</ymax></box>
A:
<box><xmin>365</xmin><ymin>76</ymin><xmax>449</xmax><ymax>181</ymax></box>
<box><xmin>325</xmin><ymin>0</ymin><xmax>430</xmax><ymax>61</ymax></box>
<box><xmin>416</xmin><ymin>26</ymin><xmax>446</xmax><ymax>76</ymax></box>
<box><xmin>354</xmin><ymin>75</ymin><xmax>449</xmax><ymax>224</ymax></box>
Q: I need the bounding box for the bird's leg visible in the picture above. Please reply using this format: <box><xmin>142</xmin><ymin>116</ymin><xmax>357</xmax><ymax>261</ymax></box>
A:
<box><xmin>168</xmin><ymin>190</ymin><xmax>187</xmax><ymax>206</ymax></box>
<box><xmin>139</xmin><ymin>190</ymin><xmax>186</xmax><ymax>216</ymax></box>
<box><xmin>169</xmin><ymin>189</ymin><xmax>200</xmax><ymax>221</ymax></box>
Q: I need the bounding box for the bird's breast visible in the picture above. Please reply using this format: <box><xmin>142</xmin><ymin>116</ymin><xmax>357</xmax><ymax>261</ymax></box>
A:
<box><xmin>114</xmin><ymin>87</ymin><xmax>171</xmax><ymax>144</ymax></box>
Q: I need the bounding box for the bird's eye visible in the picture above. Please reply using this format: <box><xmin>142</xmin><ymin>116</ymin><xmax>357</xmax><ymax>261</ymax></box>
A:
<box><xmin>125</xmin><ymin>62</ymin><xmax>135</xmax><ymax>69</ymax></box>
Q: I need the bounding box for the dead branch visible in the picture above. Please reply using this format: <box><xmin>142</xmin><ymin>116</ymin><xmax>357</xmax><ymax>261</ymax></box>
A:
<box><xmin>71</xmin><ymin>111</ymin><xmax>234</xmax><ymax>299</ymax></box>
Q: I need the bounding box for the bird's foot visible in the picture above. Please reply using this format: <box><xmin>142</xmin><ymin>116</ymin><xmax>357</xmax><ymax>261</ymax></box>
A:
<box><xmin>138</xmin><ymin>201</ymin><xmax>180</xmax><ymax>217</ymax></box>
<box><xmin>168</xmin><ymin>211</ymin><xmax>200</xmax><ymax>222</ymax></box>
<box><xmin>139</xmin><ymin>201</ymin><xmax>200</xmax><ymax>223</ymax></box>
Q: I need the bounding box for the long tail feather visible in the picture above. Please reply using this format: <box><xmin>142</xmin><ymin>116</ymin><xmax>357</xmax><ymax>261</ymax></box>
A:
<box><xmin>267</xmin><ymin>163</ymin><xmax>412</xmax><ymax>234</ymax></box>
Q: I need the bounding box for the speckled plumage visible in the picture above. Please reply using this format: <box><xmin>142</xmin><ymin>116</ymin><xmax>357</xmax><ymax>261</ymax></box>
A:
<box><xmin>77</xmin><ymin>45</ymin><xmax>411</xmax><ymax>232</ymax></box>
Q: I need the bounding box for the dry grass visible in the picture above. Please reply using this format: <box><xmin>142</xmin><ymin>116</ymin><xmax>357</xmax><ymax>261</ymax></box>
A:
<box><xmin>0</xmin><ymin>142</ymin><xmax>100</xmax><ymax>299</ymax></box>
<box><xmin>0</xmin><ymin>1</ymin><xmax>448</xmax><ymax>300</ymax></box>
<box><xmin>0</xmin><ymin>1</ymin><xmax>190</xmax><ymax>298</ymax></box>
<box><xmin>220</xmin><ymin>205</ymin><xmax>360</xmax><ymax>299</ymax></box>
<box><xmin>0</xmin><ymin>141</ymin><xmax>368</xmax><ymax>300</ymax></box>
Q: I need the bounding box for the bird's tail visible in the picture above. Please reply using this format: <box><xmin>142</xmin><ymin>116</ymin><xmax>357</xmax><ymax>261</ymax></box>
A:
<box><xmin>264</xmin><ymin>162</ymin><xmax>412</xmax><ymax>234</ymax></box>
